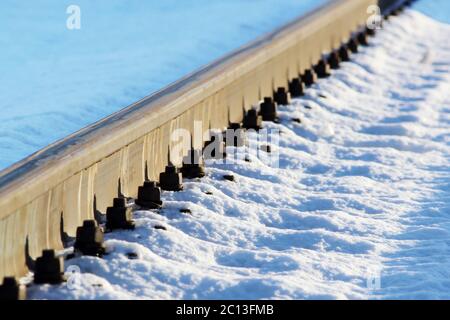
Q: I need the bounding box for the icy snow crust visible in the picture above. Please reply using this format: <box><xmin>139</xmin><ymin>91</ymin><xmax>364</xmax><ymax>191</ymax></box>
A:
<box><xmin>26</xmin><ymin>10</ymin><xmax>450</xmax><ymax>300</ymax></box>
<box><xmin>0</xmin><ymin>0</ymin><xmax>327</xmax><ymax>170</ymax></box>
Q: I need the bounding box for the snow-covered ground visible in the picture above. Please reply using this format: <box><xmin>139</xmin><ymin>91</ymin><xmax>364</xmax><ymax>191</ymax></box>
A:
<box><xmin>0</xmin><ymin>0</ymin><xmax>327</xmax><ymax>171</ymax></box>
<box><xmin>25</xmin><ymin>9</ymin><xmax>450</xmax><ymax>299</ymax></box>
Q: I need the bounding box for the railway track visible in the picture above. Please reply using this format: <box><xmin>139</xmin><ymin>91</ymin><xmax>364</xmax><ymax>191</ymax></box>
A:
<box><xmin>0</xmin><ymin>0</ymin><xmax>413</xmax><ymax>299</ymax></box>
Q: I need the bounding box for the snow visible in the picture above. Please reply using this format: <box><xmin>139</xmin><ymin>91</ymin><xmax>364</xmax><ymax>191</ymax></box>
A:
<box><xmin>25</xmin><ymin>9</ymin><xmax>450</xmax><ymax>300</ymax></box>
<box><xmin>413</xmin><ymin>0</ymin><xmax>450</xmax><ymax>24</ymax></box>
<box><xmin>0</xmin><ymin>0</ymin><xmax>327</xmax><ymax>171</ymax></box>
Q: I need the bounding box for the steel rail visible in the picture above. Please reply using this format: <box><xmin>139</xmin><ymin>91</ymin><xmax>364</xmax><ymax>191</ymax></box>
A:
<box><xmin>0</xmin><ymin>0</ymin><xmax>412</xmax><ymax>279</ymax></box>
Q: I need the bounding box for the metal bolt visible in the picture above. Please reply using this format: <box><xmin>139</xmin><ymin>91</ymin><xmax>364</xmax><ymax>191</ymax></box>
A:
<box><xmin>348</xmin><ymin>38</ymin><xmax>358</xmax><ymax>53</ymax></box>
<box><xmin>33</xmin><ymin>249</ymin><xmax>65</xmax><ymax>285</ymax></box>
<box><xmin>328</xmin><ymin>51</ymin><xmax>341</xmax><ymax>69</ymax></box>
<box><xmin>181</xmin><ymin>149</ymin><xmax>206</xmax><ymax>179</ymax></box>
<box><xmin>288</xmin><ymin>78</ymin><xmax>305</xmax><ymax>98</ymax></box>
<box><xmin>314</xmin><ymin>59</ymin><xmax>331</xmax><ymax>78</ymax></box>
<box><xmin>301</xmin><ymin>69</ymin><xmax>317</xmax><ymax>87</ymax></box>
<box><xmin>204</xmin><ymin>134</ymin><xmax>227</xmax><ymax>159</ymax></box>
<box><xmin>357</xmin><ymin>32</ymin><xmax>368</xmax><ymax>46</ymax></box>
<box><xmin>225</xmin><ymin>123</ymin><xmax>247</xmax><ymax>147</ymax></box>
<box><xmin>0</xmin><ymin>277</ymin><xmax>26</xmax><ymax>300</ymax></box>
<box><xmin>339</xmin><ymin>45</ymin><xmax>351</xmax><ymax>62</ymax></box>
<box><xmin>106</xmin><ymin>198</ymin><xmax>135</xmax><ymax>230</ymax></box>
<box><xmin>273</xmin><ymin>87</ymin><xmax>290</xmax><ymax>106</ymax></box>
<box><xmin>243</xmin><ymin>109</ymin><xmax>262</xmax><ymax>130</ymax></box>
<box><xmin>136</xmin><ymin>181</ymin><xmax>163</xmax><ymax>209</ymax></box>
<box><xmin>259</xmin><ymin>97</ymin><xmax>278</xmax><ymax>122</ymax></box>
<box><xmin>366</xmin><ymin>26</ymin><xmax>376</xmax><ymax>37</ymax></box>
<box><xmin>74</xmin><ymin>220</ymin><xmax>106</xmax><ymax>257</ymax></box>
<box><xmin>159</xmin><ymin>165</ymin><xmax>183</xmax><ymax>191</ymax></box>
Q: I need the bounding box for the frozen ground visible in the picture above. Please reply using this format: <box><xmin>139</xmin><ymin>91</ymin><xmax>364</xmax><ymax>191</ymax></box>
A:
<box><xmin>26</xmin><ymin>9</ymin><xmax>450</xmax><ymax>299</ymax></box>
<box><xmin>0</xmin><ymin>0</ymin><xmax>327</xmax><ymax>170</ymax></box>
